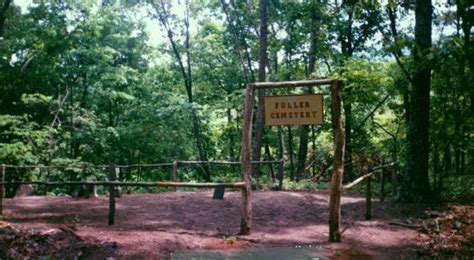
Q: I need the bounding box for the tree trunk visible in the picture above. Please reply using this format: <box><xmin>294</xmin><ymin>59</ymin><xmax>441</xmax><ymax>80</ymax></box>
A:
<box><xmin>227</xmin><ymin>105</ymin><xmax>235</xmax><ymax>161</ymax></box>
<box><xmin>264</xmin><ymin>144</ymin><xmax>275</xmax><ymax>182</ymax></box>
<box><xmin>433</xmin><ymin>140</ymin><xmax>440</xmax><ymax>194</ymax></box>
<box><xmin>391</xmin><ymin>153</ymin><xmax>398</xmax><ymax>198</ymax></box>
<box><xmin>184</xmin><ymin>2</ymin><xmax>210</xmax><ymax>181</ymax></box>
<box><xmin>0</xmin><ymin>0</ymin><xmax>11</xmax><ymax>37</ymax></box>
<box><xmin>328</xmin><ymin>80</ymin><xmax>345</xmax><ymax>242</ymax></box>
<box><xmin>240</xmin><ymin>83</ymin><xmax>254</xmax><ymax>235</ymax></box>
<box><xmin>340</xmin><ymin>5</ymin><xmax>354</xmax><ymax>182</ymax></box>
<box><xmin>153</xmin><ymin>1</ymin><xmax>210</xmax><ymax>181</ymax></box>
<box><xmin>296</xmin><ymin>126</ymin><xmax>309</xmax><ymax>181</ymax></box>
<box><xmin>220</xmin><ymin>0</ymin><xmax>254</xmax><ymax>82</ymax></box>
<box><xmin>401</xmin><ymin>0</ymin><xmax>432</xmax><ymax>202</ymax></box>
<box><xmin>387</xmin><ymin>5</ymin><xmax>411</xmax><ymax>124</ymax></box>
<box><xmin>287</xmin><ymin>126</ymin><xmax>295</xmax><ymax>181</ymax></box>
<box><xmin>343</xmin><ymin>101</ymin><xmax>353</xmax><ymax>182</ymax></box>
<box><xmin>251</xmin><ymin>0</ymin><xmax>268</xmax><ymax>177</ymax></box>
<box><xmin>296</xmin><ymin>16</ymin><xmax>318</xmax><ymax>180</ymax></box>
<box><xmin>278</xmin><ymin>126</ymin><xmax>285</xmax><ymax>190</ymax></box>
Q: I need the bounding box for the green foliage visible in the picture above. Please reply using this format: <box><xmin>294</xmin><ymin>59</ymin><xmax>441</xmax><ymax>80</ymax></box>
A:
<box><xmin>338</xmin><ymin>59</ymin><xmax>395</xmax><ymax>155</ymax></box>
<box><xmin>0</xmin><ymin>114</ymin><xmax>50</xmax><ymax>164</ymax></box>
<box><xmin>0</xmin><ymin>0</ymin><xmax>471</xmax><ymax>201</ymax></box>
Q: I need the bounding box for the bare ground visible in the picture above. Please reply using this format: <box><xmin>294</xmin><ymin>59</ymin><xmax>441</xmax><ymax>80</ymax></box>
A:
<box><xmin>3</xmin><ymin>190</ymin><xmax>426</xmax><ymax>258</ymax></box>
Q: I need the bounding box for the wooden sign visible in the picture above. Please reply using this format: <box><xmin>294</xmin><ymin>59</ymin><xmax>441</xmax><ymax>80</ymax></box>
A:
<box><xmin>264</xmin><ymin>94</ymin><xmax>324</xmax><ymax>126</ymax></box>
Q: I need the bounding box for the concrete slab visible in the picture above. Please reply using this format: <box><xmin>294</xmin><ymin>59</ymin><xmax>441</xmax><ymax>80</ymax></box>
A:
<box><xmin>171</xmin><ymin>246</ymin><xmax>328</xmax><ymax>260</ymax></box>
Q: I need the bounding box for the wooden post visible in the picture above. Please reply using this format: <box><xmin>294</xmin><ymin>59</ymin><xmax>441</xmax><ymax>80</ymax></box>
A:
<box><xmin>38</xmin><ymin>165</ymin><xmax>45</xmax><ymax>195</ymax></box>
<box><xmin>40</xmin><ymin>165</ymin><xmax>49</xmax><ymax>195</ymax></box>
<box><xmin>0</xmin><ymin>164</ymin><xmax>5</xmax><ymax>215</ymax></box>
<box><xmin>328</xmin><ymin>80</ymin><xmax>345</xmax><ymax>242</ymax></box>
<box><xmin>172</xmin><ymin>161</ymin><xmax>178</xmax><ymax>192</ymax></box>
<box><xmin>392</xmin><ymin>159</ymin><xmax>398</xmax><ymax>198</ymax></box>
<box><xmin>108</xmin><ymin>164</ymin><xmax>116</xmax><ymax>225</ymax></box>
<box><xmin>278</xmin><ymin>159</ymin><xmax>284</xmax><ymax>190</ymax></box>
<box><xmin>365</xmin><ymin>174</ymin><xmax>372</xmax><ymax>220</ymax></box>
<box><xmin>239</xmin><ymin>83</ymin><xmax>254</xmax><ymax>235</ymax></box>
<box><xmin>80</xmin><ymin>163</ymin><xmax>88</xmax><ymax>198</ymax></box>
<box><xmin>278</xmin><ymin>126</ymin><xmax>285</xmax><ymax>191</ymax></box>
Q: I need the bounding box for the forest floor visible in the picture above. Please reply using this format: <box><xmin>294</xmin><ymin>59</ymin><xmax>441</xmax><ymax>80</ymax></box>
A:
<box><xmin>2</xmin><ymin>190</ymin><xmax>473</xmax><ymax>258</ymax></box>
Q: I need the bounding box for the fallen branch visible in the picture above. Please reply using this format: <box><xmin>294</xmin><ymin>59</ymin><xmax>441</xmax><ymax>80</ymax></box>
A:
<box><xmin>342</xmin><ymin>171</ymin><xmax>376</xmax><ymax>191</ymax></box>
<box><xmin>388</xmin><ymin>221</ymin><xmax>421</xmax><ymax>229</ymax></box>
<box><xmin>342</xmin><ymin>161</ymin><xmax>399</xmax><ymax>191</ymax></box>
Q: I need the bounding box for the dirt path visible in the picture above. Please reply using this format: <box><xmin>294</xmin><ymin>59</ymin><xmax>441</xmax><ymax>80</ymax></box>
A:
<box><xmin>4</xmin><ymin>191</ymin><xmax>422</xmax><ymax>258</ymax></box>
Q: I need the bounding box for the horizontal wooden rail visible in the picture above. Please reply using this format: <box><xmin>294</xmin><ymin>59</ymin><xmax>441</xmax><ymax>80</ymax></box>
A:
<box><xmin>1</xmin><ymin>160</ymin><xmax>282</xmax><ymax>169</ymax></box>
<box><xmin>156</xmin><ymin>181</ymin><xmax>245</xmax><ymax>188</ymax></box>
<box><xmin>369</xmin><ymin>161</ymin><xmax>399</xmax><ymax>172</ymax></box>
<box><xmin>342</xmin><ymin>161</ymin><xmax>398</xmax><ymax>191</ymax></box>
<box><xmin>178</xmin><ymin>160</ymin><xmax>281</xmax><ymax>165</ymax></box>
<box><xmin>0</xmin><ymin>164</ymin><xmax>110</xmax><ymax>169</ymax></box>
<box><xmin>113</xmin><ymin>163</ymin><xmax>175</xmax><ymax>168</ymax></box>
<box><xmin>0</xmin><ymin>181</ymin><xmax>246</xmax><ymax>189</ymax></box>
<box><xmin>251</xmin><ymin>79</ymin><xmax>334</xmax><ymax>89</ymax></box>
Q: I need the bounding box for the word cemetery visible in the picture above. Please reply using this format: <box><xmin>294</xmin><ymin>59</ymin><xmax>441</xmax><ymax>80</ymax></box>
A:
<box><xmin>264</xmin><ymin>94</ymin><xmax>324</xmax><ymax>126</ymax></box>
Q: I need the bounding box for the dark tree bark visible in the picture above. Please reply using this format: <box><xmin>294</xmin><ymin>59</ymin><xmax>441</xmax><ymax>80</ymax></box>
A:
<box><xmin>296</xmin><ymin>126</ymin><xmax>309</xmax><ymax>181</ymax></box>
<box><xmin>432</xmin><ymin>140</ymin><xmax>440</xmax><ymax>195</ymax></box>
<box><xmin>296</xmin><ymin>4</ymin><xmax>319</xmax><ymax>180</ymax></box>
<box><xmin>401</xmin><ymin>0</ymin><xmax>432</xmax><ymax>202</ymax></box>
<box><xmin>264</xmin><ymin>143</ymin><xmax>275</xmax><ymax>182</ymax></box>
<box><xmin>343</xmin><ymin>100</ymin><xmax>353</xmax><ymax>182</ymax></box>
<box><xmin>0</xmin><ymin>0</ymin><xmax>11</xmax><ymax>38</ymax></box>
<box><xmin>251</xmin><ymin>0</ymin><xmax>268</xmax><ymax>176</ymax></box>
<box><xmin>455</xmin><ymin>0</ymin><xmax>472</xmax><ymax>175</ymax></box>
<box><xmin>337</xmin><ymin>1</ymin><xmax>380</xmax><ymax>182</ymax></box>
<box><xmin>227</xmin><ymin>102</ymin><xmax>235</xmax><ymax>161</ymax></box>
<box><xmin>387</xmin><ymin>5</ymin><xmax>411</xmax><ymax>123</ymax></box>
<box><xmin>278</xmin><ymin>126</ymin><xmax>285</xmax><ymax>190</ymax></box>
<box><xmin>455</xmin><ymin>119</ymin><xmax>461</xmax><ymax>175</ymax></box>
<box><xmin>340</xmin><ymin>6</ymin><xmax>354</xmax><ymax>182</ymax></box>
<box><xmin>287</xmin><ymin>126</ymin><xmax>295</xmax><ymax>180</ymax></box>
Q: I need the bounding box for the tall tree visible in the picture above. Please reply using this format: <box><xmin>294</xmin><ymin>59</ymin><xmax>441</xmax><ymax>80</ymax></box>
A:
<box><xmin>400</xmin><ymin>0</ymin><xmax>432</xmax><ymax>202</ymax></box>
<box><xmin>151</xmin><ymin>0</ymin><xmax>211</xmax><ymax>181</ymax></box>
<box><xmin>251</xmin><ymin>0</ymin><xmax>268</xmax><ymax>176</ymax></box>
<box><xmin>220</xmin><ymin>0</ymin><xmax>255</xmax><ymax>82</ymax></box>
<box><xmin>0</xmin><ymin>0</ymin><xmax>11</xmax><ymax>38</ymax></box>
<box><xmin>331</xmin><ymin>0</ymin><xmax>380</xmax><ymax>182</ymax></box>
<box><xmin>296</xmin><ymin>0</ymin><xmax>322</xmax><ymax>180</ymax></box>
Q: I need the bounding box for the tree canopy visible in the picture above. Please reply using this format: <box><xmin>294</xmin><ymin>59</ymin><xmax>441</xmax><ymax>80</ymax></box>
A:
<box><xmin>0</xmin><ymin>0</ymin><xmax>472</xmax><ymax>202</ymax></box>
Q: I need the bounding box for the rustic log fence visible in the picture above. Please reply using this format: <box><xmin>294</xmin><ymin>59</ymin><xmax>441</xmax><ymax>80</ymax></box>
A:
<box><xmin>0</xmin><ymin>159</ymin><xmax>399</xmax><ymax>237</ymax></box>
<box><xmin>342</xmin><ymin>160</ymin><xmax>399</xmax><ymax>220</ymax></box>
<box><xmin>0</xmin><ymin>79</ymin><xmax>399</xmax><ymax>241</ymax></box>
<box><xmin>0</xmin><ymin>160</ymin><xmax>281</xmax><ymax>226</ymax></box>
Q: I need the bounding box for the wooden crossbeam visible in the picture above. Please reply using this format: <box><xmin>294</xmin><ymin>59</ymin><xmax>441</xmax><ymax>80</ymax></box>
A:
<box><xmin>0</xmin><ymin>181</ymin><xmax>246</xmax><ymax>189</ymax></box>
<box><xmin>251</xmin><ymin>79</ymin><xmax>334</xmax><ymax>89</ymax></box>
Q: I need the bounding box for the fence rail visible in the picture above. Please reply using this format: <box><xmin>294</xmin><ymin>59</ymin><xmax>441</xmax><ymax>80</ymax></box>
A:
<box><xmin>342</xmin><ymin>161</ymin><xmax>399</xmax><ymax>191</ymax></box>
<box><xmin>0</xmin><ymin>160</ymin><xmax>283</xmax><ymax>169</ymax></box>
<box><xmin>0</xmin><ymin>159</ymin><xmax>398</xmax><ymax>230</ymax></box>
<box><xmin>341</xmin><ymin>160</ymin><xmax>399</xmax><ymax>220</ymax></box>
<box><xmin>0</xmin><ymin>181</ymin><xmax>245</xmax><ymax>189</ymax></box>
<box><xmin>0</xmin><ymin>161</ymin><xmax>280</xmax><ymax>225</ymax></box>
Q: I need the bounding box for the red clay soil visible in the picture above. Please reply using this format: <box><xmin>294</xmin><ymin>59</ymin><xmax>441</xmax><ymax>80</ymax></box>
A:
<box><xmin>3</xmin><ymin>190</ymin><xmax>428</xmax><ymax>258</ymax></box>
